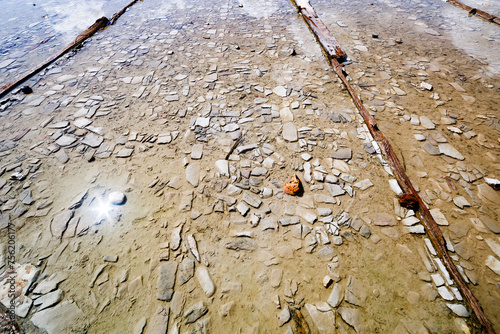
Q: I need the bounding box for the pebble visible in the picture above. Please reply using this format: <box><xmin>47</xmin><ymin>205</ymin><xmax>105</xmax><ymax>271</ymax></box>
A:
<box><xmin>108</xmin><ymin>192</ymin><xmax>126</xmax><ymax>205</ymax></box>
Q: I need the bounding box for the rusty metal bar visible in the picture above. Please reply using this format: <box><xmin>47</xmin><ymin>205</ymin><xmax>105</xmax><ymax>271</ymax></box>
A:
<box><xmin>289</xmin><ymin>0</ymin><xmax>495</xmax><ymax>333</ymax></box>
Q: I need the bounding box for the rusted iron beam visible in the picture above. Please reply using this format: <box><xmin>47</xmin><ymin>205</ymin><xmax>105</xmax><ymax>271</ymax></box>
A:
<box><xmin>290</xmin><ymin>0</ymin><xmax>495</xmax><ymax>333</ymax></box>
<box><xmin>448</xmin><ymin>0</ymin><xmax>500</xmax><ymax>25</ymax></box>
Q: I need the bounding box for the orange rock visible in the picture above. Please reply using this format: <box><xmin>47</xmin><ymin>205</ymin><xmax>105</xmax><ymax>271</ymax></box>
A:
<box><xmin>283</xmin><ymin>174</ymin><xmax>301</xmax><ymax>195</ymax></box>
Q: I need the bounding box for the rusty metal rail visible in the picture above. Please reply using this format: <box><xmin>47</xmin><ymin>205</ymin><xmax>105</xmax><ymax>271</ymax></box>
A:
<box><xmin>290</xmin><ymin>0</ymin><xmax>495</xmax><ymax>333</ymax></box>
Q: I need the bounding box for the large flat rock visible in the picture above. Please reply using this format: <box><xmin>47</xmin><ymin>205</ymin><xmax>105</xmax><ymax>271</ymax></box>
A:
<box><xmin>31</xmin><ymin>300</ymin><xmax>85</xmax><ymax>333</ymax></box>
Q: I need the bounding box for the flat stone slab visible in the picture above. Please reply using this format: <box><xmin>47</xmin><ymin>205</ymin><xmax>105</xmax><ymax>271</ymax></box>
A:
<box><xmin>273</xmin><ymin>85</ymin><xmax>287</xmax><ymax>97</ymax></box>
<box><xmin>186</xmin><ymin>163</ymin><xmax>200</xmax><ymax>187</ymax></box>
<box><xmin>116</xmin><ymin>148</ymin><xmax>133</xmax><ymax>158</ymax></box>
<box><xmin>191</xmin><ymin>144</ymin><xmax>203</xmax><ymax>159</ymax></box>
<box><xmin>305</xmin><ymin>304</ymin><xmax>336</xmax><ymax>332</ymax></box>
<box><xmin>157</xmin><ymin>262</ymin><xmax>177</xmax><ymax>301</ymax></box>
<box><xmin>282</xmin><ymin>123</ymin><xmax>298</xmax><ymax>142</ymax></box>
<box><xmin>372</xmin><ymin>212</ymin><xmax>397</xmax><ymax>226</ymax></box>
<box><xmin>438</xmin><ymin>144</ymin><xmax>464</xmax><ymax>160</ymax></box>
<box><xmin>419</xmin><ymin>116</ymin><xmax>435</xmax><ymax>129</ymax></box>
<box><xmin>178</xmin><ymin>257</ymin><xmax>195</xmax><ymax>285</ymax></box>
<box><xmin>477</xmin><ymin>184</ymin><xmax>500</xmax><ymax>205</ymax></box>
<box><xmin>51</xmin><ymin>211</ymin><xmax>74</xmax><ymax>238</ymax></box>
<box><xmin>55</xmin><ymin>135</ymin><xmax>76</xmax><ymax>147</ymax></box>
<box><xmin>74</xmin><ymin>118</ymin><xmax>92</xmax><ymax>128</ymax></box>
<box><xmin>338</xmin><ymin>307</ymin><xmax>364</xmax><ymax>333</ymax></box>
<box><xmin>81</xmin><ymin>133</ymin><xmax>104</xmax><ymax>148</ymax></box>
<box><xmin>31</xmin><ymin>300</ymin><xmax>85</xmax><ymax>334</ymax></box>
<box><xmin>331</xmin><ymin>148</ymin><xmax>352</xmax><ymax>160</ymax></box>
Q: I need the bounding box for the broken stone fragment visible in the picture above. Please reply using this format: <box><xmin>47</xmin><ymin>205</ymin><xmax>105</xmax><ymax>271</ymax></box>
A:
<box><xmin>157</xmin><ymin>262</ymin><xmax>178</xmax><ymax>301</ymax></box>
<box><xmin>195</xmin><ymin>266</ymin><xmax>215</xmax><ymax>297</ymax></box>
<box><xmin>31</xmin><ymin>300</ymin><xmax>85</xmax><ymax>334</ymax></box>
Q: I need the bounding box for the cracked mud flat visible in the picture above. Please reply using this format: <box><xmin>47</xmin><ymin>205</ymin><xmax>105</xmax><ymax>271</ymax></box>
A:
<box><xmin>0</xmin><ymin>0</ymin><xmax>499</xmax><ymax>333</ymax></box>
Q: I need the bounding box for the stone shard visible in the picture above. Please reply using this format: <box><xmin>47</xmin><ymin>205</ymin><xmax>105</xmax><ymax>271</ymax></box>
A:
<box><xmin>338</xmin><ymin>307</ymin><xmax>363</xmax><ymax>333</ymax></box>
<box><xmin>178</xmin><ymin>257</ymin><xmax>195</xmax><ymax>285</ymax></box>
<box><xmin>438</xmin><ymin>144</ymin><xmax>464</xmax><ymax>160</ymax></box>
<box><xmin>304</xmin><ymin>304</ymin><xmax>336</xmax><ymax>332</ymax></box>
<box><xmin>477</xmin><ymin>184</ymin><xmax>500</xmax><ymax>205</ymax></box>
<box><xmin>345</xmin><ymin>276</ymin><xmax>367</xmax><ymax>306</ymax></box>
<box><xmin>273</xmin><ymin>86</ymin><xmax>287</xmax><ymax>97</ymax></box>
<box><xmin>31</xmin><ymin>300</ymin><xmax>85</xmax><ymax>334</ymax></box>
<box><xmin>331</xmin><ymin>148</ymin><xmax>352</xmax><ymax>160</ymax></box>
<box><xmin>184</xmin><ymin>301</ymin><xmax>208</xmax><ymax>324</ymax></box>
<box><xmin>186</xmin><ymin>163</ymin><xmax>200</xmax><ymax>187</ymax></box>
<box><xmin>327</xmin><ymin>283</ymin><xmax>344</xmax><ymax>308</ymax></box>
<box><xmin>282</xmin><ymin>123</ymin><xmax>298</xmax><ymax>142</ymax></box>
<box><xmin>372</xmin><ymin>212</ymin><xmax>397</xmax><ymax>226</ymax></box>
<box><xmin>51</xmin><ymin>211</ymin><xmax>74</xmax><ymax>238</ymax></box>
<box><xmin>81</xmin><ymin>133</ymin><xmax>104</xmax><ymax>148</ymax></box>
<box><xmin>145</xmin><ymin>306</ymin><xmax>170</xmax><ymax>334</ymax></box>
<box><xmin>0</xmin><ymin>263</ymin><xmax>39</xmax><ymax>317</ymax></box>
<box><xmin>242</xmin><ymin>192</ymin><xmax>262</xmax><ymax>208</ymax></box>
<box><xmin>157</xmin><ymin>262</ymin><xmax>178</xmax><ymax>301</ymax></box>
<box><xmin>485</xmin><ymin>255</ymin><xmax>500</xmax><ymax>276</ymax></box>
<box><xmin>196</xmin><ymin>266</ymin><xmax>215</xmax><ymax>297</ymax></box>
<box><xmin>215</xmin><ymin>160</ymin><xmax>229</xmax><ymax>177</ymax></box>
